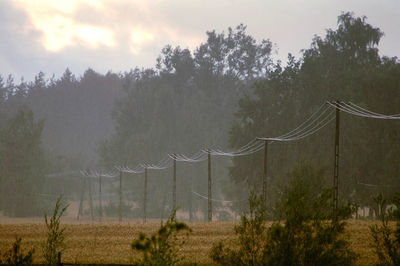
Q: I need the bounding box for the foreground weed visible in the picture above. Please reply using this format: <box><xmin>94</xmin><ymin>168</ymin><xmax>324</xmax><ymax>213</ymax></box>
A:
<box><xmin>370</xmin><ymin>193</ymin><xmax>400</xmax><ymax>265</ymax></box>
<box><xmin>0</xmin><ymin>237</ymin><xmax>34</xmax><ymax>265</ymax></box>
<box><xmin>210</xmin><ymin>191</ymin><xmax>267</xmax><ymax>265</ymax></box>
<box><xmin>42</xmin><ymin>196</ymin><xmax>68</xmax><ymax>266</ymax></box>
<box><xmin>131</xmin><ymin>209</ymin><xmax>191</xmax><ymax>265</ymax></box>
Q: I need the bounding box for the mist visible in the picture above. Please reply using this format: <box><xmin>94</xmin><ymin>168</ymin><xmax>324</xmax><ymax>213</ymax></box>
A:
<box><xmin>0</xmin><ymin>12</ymin><xmax>399</xmax><ymax>225</ymax></box>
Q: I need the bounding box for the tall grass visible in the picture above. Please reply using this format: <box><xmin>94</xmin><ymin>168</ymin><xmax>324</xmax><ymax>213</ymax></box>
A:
<box><xmin>42</xmin><ymin>196</ymin><xmax>68</xmax><ymax>266</ymax></box>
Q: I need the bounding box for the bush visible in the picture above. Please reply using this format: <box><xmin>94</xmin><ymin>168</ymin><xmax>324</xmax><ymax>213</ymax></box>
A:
<box><xmin>370</xmin><ymin>193</ymin><xmax>400</xmax><ymax>265</ymax></box>
<box><xmin>263</xmin><ymin>176</ymin><xmax>356</xmax><ymax>265</ymax></box>
<box><xmin>131</xmin><ymin>209</ymin><xmax>191</xmax><ymax>265</ymax></box>
<box><xmin>0</xmin><ymin>237</ymin><xmax>34</xmax><ymax>265</ymax></box>
<box><xmin>211</xmin><ymin>162</ymin><xmax>357</xmax><ymax>266</ymax></box>
<box><xmin>42</xmin><ymin>196</ymin><xmax>68</xmax><ymax>266</ymax></box>
<box><xmin>210</xmin><ymin>191</ymin><xmax>267</xmax><ymax>265</ymax></box>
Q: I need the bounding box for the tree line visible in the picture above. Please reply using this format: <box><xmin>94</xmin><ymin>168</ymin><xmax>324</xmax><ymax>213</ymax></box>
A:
<box><xmin>0</xmin><ymin>12</ymin><xmax>399</xmax><ymax>217</ymax></box>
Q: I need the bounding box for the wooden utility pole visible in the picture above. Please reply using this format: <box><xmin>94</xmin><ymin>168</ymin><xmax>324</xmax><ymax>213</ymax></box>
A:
<box><xmin>333</xmin><ymin>100</ymin><xmax>341</xmax><ymax>215</ymax></box>
<box><xmin>173</xmin><ymin>156</ymin><xmax>177</xmax><ymax>210</ymax></box>
<box><xmin>189</xmin><ymin>176</ymin><xmax>193</xmax><ymax>222</ymax></box>
<box><xmin>77</xmin><ymin>177</ymin><xmax>85</xmax><ymax>220</ymax></box>
<box><xmin>119</xmin><ymin>170</ymin><xmax>122</xmax><ymax>223</ymax></box>
<box><xmin>263</xmin><ymin>140</ymin><xmax>269</xmax><ymax>208</ymax></box>
<box><xmin>99</xmin><ymin>174</ymin><xmax>102</xmax><ymax>222</ymax></box>
<box><xmin>143</xmin><ymin>167</ymin><xmax>148</xmax><ymax>223</ymax></box>
<box><xmin>88</xmin><ymin>175</ymin><xmax>94</xmax><ymax>221</ymax></box>
<box><xmin>207</xmin><ymin>151</ymin><xmax>212</xmax><ymax>222</ymax></box>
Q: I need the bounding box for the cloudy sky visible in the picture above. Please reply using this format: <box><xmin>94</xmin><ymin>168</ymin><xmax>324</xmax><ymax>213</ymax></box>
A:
<box><xmin>1</xmin><ymin>0</ymin><xmax>399</xmax><ymax>81</ymax></box>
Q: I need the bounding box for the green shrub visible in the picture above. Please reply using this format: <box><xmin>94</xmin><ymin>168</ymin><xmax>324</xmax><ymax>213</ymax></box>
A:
<box><xmin>263</xmin><ymin>177</ymin><xmax>356</xmax><ymax>266</ymax></box>
<box><xmin>210</xmin><ymin>191</ymin><xmax>267</xmax><ymax>265</ymax></box>
<box><xmin>41</xmin><ymin>196</ymin><xmax>68</xmax><ymax>266</ymax></box>
<box><xmin>211</xmin><ymin>162</ymin><xmax>357</xmax><ymax>266</ymax></box>
<box><xmin>0</xmin><ymin>237</ymin><xmax>34</xmax><ymax>265</ymax></box>
<box><xmin>131</xmin><ymin>209</ymin><xmax>191</xmax><ymax>265</ymax></box>
<box><xmin>370</xmin><ymin>193</ymin><xmax>400</xmax><ymax>265</ymax></box>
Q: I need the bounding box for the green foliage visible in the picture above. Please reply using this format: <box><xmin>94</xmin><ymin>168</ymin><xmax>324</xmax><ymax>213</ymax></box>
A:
<box><xmin>0</xmin><ymin>107</ymin><xmax>46</xmax><ymax>216</ymax></box>
<box><xmin>0</xmin><ymin>238</ymin><xmax>34</xmax><ymax>266</ymax></box>
<box><xmin>131</xmin><ymin>209</ymin><xmax>191</xmax><ymax>265</ymax></box>
<box><xmin>370</xmin><ymin>193</ymin><xmax>400</xmax><ymax>265</ymax></box>
<box><xmin>263</xmin><ymin>171</ymin><xmax>356</xmax><ymax>266</ymax></box>
<box><xmin>211</xmin><ymin>163</ymin><xmax>357</xmax><ymax>266</ymax></box>
<box><xmin>272</xmin><ymin>160</ymin><xmax>328</xmax><ymax>220</ymax></box>
<box><xmin>210</xmin><ymin>191</ymin><xmax>268</xmax><ymax>265</ymax></box>
<box><xmin>42</xmin><ymin>196</ymin><xmax>68</xmax><ymax>266</ymax></box>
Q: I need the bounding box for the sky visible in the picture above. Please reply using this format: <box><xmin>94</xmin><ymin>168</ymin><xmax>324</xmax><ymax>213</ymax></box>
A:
<box><xmin>0</xmin><ymin>0</ymin><xmax>399</xmax><ymax>81</ymax></box>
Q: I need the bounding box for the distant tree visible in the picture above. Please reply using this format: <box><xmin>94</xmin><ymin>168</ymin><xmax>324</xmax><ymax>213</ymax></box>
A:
<box><xmin>28</xmin><ymin>71</ymin><xmax>47</xmax><ymax>94</ymax></box>
<box><xmin>5</xmin><ymin>74</ymin><xmax>15</xmax><ymax>98</ymax></box>
<box><xmin>0</xmin><ymin>107</ymin><xmax>46</xmax><ymax>216</ymax></box>
<box><xmin>0</xmin><ymin>74</ymin><xmax>5</xmax><ymax>101</ymax></box>
<box><xmin>0</xmin><ymin>75</ymin><xmax>6</xmax><ymax>124</ymax></box>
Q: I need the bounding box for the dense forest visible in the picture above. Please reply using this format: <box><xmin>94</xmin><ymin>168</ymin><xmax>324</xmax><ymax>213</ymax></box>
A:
<box><xmin>0</xmin><ymin>12</ymin><xmax>399</xmax><ymax>218</ymax></box>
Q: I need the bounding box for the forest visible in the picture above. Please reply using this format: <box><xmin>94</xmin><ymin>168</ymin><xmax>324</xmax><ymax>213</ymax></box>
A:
<box><xmin>0</xmin><ymin>12</ymin><xmax>399</xmax><ymax>220</ymax></box>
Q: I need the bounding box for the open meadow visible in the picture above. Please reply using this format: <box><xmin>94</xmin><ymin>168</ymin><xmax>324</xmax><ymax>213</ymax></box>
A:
<box><xmin>0</xmin><ymin>217</ymin><xmax>382</xmax><ymax>265</ymax></box>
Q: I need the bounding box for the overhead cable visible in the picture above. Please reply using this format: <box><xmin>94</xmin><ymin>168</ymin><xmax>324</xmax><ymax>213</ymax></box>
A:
<box><xmin>258</xmin><ymin>104</ymin><xmax>335</xmax><ymax>142</ymax></box>
<box><xmin>327</xmin><ymin>101</ymin><xmax>400</xmax><ymax>120</ymax></box>
<box><xmin>45</xmin><ymin>170</ymin><xmax>81</xmax><ymax>178</ymax></box>
<box><xmin>115</xmin><ymin>165</ymin><xmax>144</xmax><ymax>174</ymax></box>
<box><xmin>191</xmin><ymin>190</ymin><xmax>247</xmax><ymax>203</ymax></box>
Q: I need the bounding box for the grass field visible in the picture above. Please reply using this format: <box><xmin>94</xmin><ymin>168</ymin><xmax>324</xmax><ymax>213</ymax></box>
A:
<box><xmin>0</xmin><ymin>217</ymin><xmax>382</xmax><ymax>265</ymax></box>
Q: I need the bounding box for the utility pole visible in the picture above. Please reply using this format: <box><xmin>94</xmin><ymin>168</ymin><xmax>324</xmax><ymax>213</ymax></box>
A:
<box><xmin>333</xmin><ymin>100</ymin><xmax>341</xmax><ymax>216</ymax></box>
<box><xmin>88</xmin><ymin>175</ymin><xmax>94</xmax><ymax>221</ymax></box>
<box><xmin>173</xmin><ymin>156</ymin><xmax>177</xmax><ymax>210</ymax></box>
<box><xmin>208</xmin><ymin>150</ymin><xmax>212</xmax><ymax>222</ymax></box>
<box><xmin>77</xmin><ymin>177</ymin><xmax>85</xmax><ymax>220</ymax></box>
<box><xmin>263</xmin><ymin>139</ymin><xmax>269</xmax><ymax>208</ymax></box>
<box><xmin>119</xmin><ymin>170</ymin><xmax>122</xmax><ymax>223</ymax></box>
<box><xmin>143</xmin><ymin>167</ymin><xmax>148</xmax><ymax>223</ymax></box>
<box><xmin>189</xmin><ymin>176</ymin><xmax>193</xmax><ymax>222</ymax></box>
<box><xmin>99</xmin><ymin>174</ymin><xmax>102</xmax><ymax>222</ymax></box>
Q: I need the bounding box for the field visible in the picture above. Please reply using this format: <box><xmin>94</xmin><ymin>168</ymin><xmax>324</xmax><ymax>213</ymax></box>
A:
<box><xmin>0</xmin><ymin>216</ymin><xmax>382</xmax><ymax>265</ymax></box>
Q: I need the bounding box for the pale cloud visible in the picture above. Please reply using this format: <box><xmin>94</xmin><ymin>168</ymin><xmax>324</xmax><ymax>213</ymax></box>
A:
<box><xmin>13</xmin><ymin>0</ymin><xmax>114</xmax><ymax>52</ymax></box>
<box><xmin>130</xmin><ymin>28</ymin><xmax>154</xmax><ymax>55</ymax></box>
<box><xmin>11</xmin><ymin>0</ymin><xmax>201</xmax><ymax>54</ymax></box>
<box><xmin>1</xmin><ymin>0</ymin><xmax>399</xmax><ymax>80</ymax></box>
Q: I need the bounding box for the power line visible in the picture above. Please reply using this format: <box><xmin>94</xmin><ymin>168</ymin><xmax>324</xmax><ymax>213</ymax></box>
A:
<box><xmin>191</xmin><ymin>190</ymin><xmax>247</xmax><ymax>203</ymax></box>
<box><xmin>327</xmin><ymin>101</ymin><xmax>400</xmax><ymax>119</ymax></box>
<box><xmin>115</xmin><ymin>165</ymin><xmax>144</xmax><ymax>174</ymax></box>
<box><xmin>45</xmin><ymin>170</ymin><xmax>81</xmax><ymax>178</ymax></box>
<box><xmin>258</xmin><ymin>104</ymin><xmax>335</xmax><ymax>142</ymax></box>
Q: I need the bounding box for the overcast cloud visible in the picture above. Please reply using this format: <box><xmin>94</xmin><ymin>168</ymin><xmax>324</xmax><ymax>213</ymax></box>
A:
<box><xmin>0</xmin><ymin>0</ymin><xmax>399</xmax><ymax>81</ymax></box>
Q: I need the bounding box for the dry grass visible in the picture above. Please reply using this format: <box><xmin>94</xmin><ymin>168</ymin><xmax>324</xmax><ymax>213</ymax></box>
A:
<box><xmin>0</xmin><ymin>217</ymin><xmax>389</xmax><ymax>265</ymax></box>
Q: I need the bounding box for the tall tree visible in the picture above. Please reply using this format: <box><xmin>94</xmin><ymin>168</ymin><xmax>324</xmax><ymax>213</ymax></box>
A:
<box><xmin>0</xmin><ymin>107</ymin><xmax>46</xmax><ymax>216</ymax></box>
